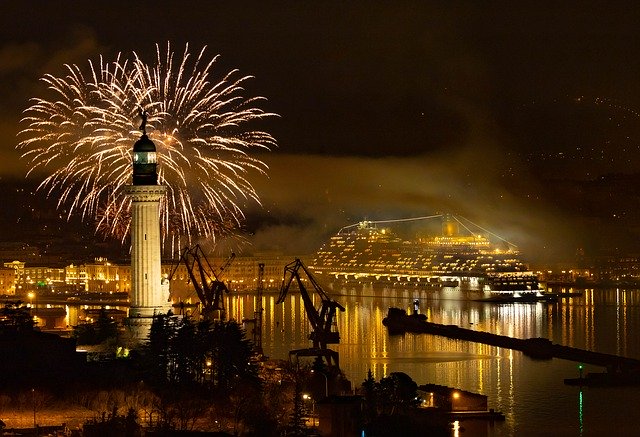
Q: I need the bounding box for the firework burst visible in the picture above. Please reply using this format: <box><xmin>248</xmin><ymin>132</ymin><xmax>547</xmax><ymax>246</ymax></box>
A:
<box><xmin>18</xmin><ymin>43</ymin><xmax>276</xmax><ymax>250</ymax></box>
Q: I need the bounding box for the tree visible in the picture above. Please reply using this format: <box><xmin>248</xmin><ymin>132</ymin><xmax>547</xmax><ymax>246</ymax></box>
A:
<box><xmin>0</xmin><ymin>302</ymin><xmax>35</xmax><ymax>332</ymax></box>
<box><xmin>96</xmin><ymin>307</ymin><xmax>118</xmax><ymax>342</ymax></box>
<box><xmin>279</xmin><ymin>362</ymin><xmax>311</xmax><ymax>436</ymax></box>
<box><xmin>136</xmin><ymin>316</ymin><xmax>263</xmax><ymax>432</ymax></box>
<box><xmin>311</xmin><ymin>355</ymin><xmax>327</xmax><ymax>373</ymax></box>
<box><xmin>362</xmin><ymin>369</ymin><xmax>378</xmax><ymax>423</ymax></box>
<box><xmin>225</xmin><ymin>380</ymin><xmax>277</xmax><ymax>436</ymax></box>
<box><xmin>171</xmin><ymin>316</ymin><xmax>200</xmax><ymax>386</ymax></box>
<box><xmin>73</xmin><ymin>307</ymin><xmax>118</xmax><ymax>345</ymax></box>
<box><xmin>83</xmin><ymin>406</ymin><xmax>142</xmax><ymax>437</ymax></box>
<box><xmin>259</xmin><ymin>367</ymin><xmax>293</xmax><ymax>435</ymax></box>
<box><xmin>378</xmin><ymin>372</ymin><xmax>419</xmax><ymax>415</ymax></box>
<box><xmin>362</xmin><ymin>372</ymin><xmax>448</xmax><ymax>437</ymax></box>
<box><xmin>287</xmin><ymin>372</ymin><xmax>308</xmax><ymax>436</ymax></box>
<box><xmin>153</xmin><ymin>386</ymin><xmax>208</xmax><ymax>431</ymax></box>
<box><xmin>122</xmin><ymin>384</ymin><xmax>158</xmax><ymax>427</ymax></box>
<box><xmin>143</xmin><ymin>314</ymin><xmax>176</xmax><ymax>385</ymax></box>
<box><xmin>207</xmin><ymin>320</ymin><xmax>259</xmax><ymax>392</ymax></box>
<box><xmin>142</xmin><ymin>315</ymin><xmax>258</xmax><ymax>392</ymax></box>
<box><xmin>18</xmin><ymin>388</ymin><xmax>53</xmax><ymax>418</ymax></box>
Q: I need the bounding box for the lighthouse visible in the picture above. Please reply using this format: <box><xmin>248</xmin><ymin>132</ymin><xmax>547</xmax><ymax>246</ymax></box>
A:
<box><xmin>125</xmin><ymin>110</ymin><xmax>170</xmax><ymax>342</ymax></box>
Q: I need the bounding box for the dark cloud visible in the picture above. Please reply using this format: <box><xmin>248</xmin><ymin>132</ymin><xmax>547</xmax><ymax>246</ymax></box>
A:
<box><xmin>0</xmin><ymin>42</ymin><xmax>40</xmax><ymax>75</ymax></box>
<box><xmin>37</xmin><ymin>27</ymin><xmax>103</xmax><ymax>77</ymax></box>
<box><xmin>246</xmin><ymin>148</ymin><xmax>578</xmax><ymax>262</ymax></box>
<box><xmin>0</xmin><ymin>27</ymin><xmax>104</xmax><ymax>176</ymax></box>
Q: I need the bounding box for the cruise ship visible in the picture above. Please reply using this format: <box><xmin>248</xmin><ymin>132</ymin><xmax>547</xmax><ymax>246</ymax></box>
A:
<box><xmin>310</xmin><ymin>215</ymin><xmax>543</xmax><ymax>295</ymax></box>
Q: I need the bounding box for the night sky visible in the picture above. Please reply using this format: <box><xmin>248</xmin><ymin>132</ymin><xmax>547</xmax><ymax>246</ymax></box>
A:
<box><xmin>2</xmin><ymin>2</ymin><xmax>640</xmax><ymax>262</ymax></box>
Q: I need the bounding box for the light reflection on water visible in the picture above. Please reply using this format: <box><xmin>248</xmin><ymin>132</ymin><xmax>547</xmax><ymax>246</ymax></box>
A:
<box><xmin>226</xmin><ymin>286</ymin><xmax>640</xmax><ymax>436</ymax></box>
<box><xmin>57</xmin><ymin>286</ymin><xmax>640</xmax><ymax>435</ymax></box>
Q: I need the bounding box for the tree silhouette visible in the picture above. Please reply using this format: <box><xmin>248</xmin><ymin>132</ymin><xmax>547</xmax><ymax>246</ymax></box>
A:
<box><xmin>280</xmin><ymin>363</ymin><xmax>311</xmax><ymax>436</ymax></box>
<box><xmin>142</xmin><ymin>315</ymin><xmax>258</xmax><ymax>393</ymax></box>
<box><xmin>288</xmin><ymin>372</ymin><xmax>308</xmax><ymax>436</ymax></box>
<box><xmin>144</xmin><ymin>314</ymin><xmax>176</xmax><ymax>385</ymax></box>
<box><xmin>172</xmin><ymin>316</ymin><xmax>199</xmax><ymax>385</ymax></box>
<box><xmin>83</xmin><ymin>406</ymin><xmax>142</xmax><ymax>436</ymax></box>
<box><xmin>378</xmin><ymin>372</ymin><xmax>419</xmax><ymax>415</ymax></box>
<box><xmin>73</xmin><ymin>307</ymin><xmax>118</xmax><ymax>345</ymax></box>
<box><xmin>362</xmin><ymin>372</ymin><xmax>448</xmax><ymax>437</ymax></box>
<box><xmin>0</xmin><ymin>302</ymin><xmax>35</xmax><ymax>332</ymax></box>
<box><xmin>207</xmin><ymin>320</ymin><xmax>259</xmax><ymax>392</ymax></box>
<box><xmin>362</xmin><ymin>369</ymin><xmax>378</xmax><ymax>423</ymax></box>
<box><xmin>138</xmin><ymin>315</ymin><xmax>263</xmax><ymax>431</ymax></box>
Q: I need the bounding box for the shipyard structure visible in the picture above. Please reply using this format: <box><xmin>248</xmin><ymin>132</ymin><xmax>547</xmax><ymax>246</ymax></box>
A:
<box><xmin>311</xmin><ymin>215</ymin><xmax>541</xmax><ymax>294</ymax></box>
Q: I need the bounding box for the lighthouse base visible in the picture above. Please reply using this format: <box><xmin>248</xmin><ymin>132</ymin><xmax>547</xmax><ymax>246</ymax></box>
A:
<box><xmin>124</xmin><ymin>308</ymin><xmax>170</xmax><ymax>347</ymax></box>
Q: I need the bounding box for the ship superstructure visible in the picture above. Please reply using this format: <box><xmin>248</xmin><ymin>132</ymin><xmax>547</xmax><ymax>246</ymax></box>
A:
<box><xmin>311</xmin><ymin>215</ymin><xmax>542</xmax><ymax>294</ymax></box>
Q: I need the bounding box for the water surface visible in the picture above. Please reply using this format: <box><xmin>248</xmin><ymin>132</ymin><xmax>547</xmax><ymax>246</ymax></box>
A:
<box><xmin>227</xmin><ymin>286</ymin><xmax>640</xmax><ymax>436</ymax></box>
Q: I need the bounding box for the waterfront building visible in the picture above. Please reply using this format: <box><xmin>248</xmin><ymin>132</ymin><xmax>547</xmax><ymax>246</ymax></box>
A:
<box><xmin>222</xmin><ymin>252</ymin><xmax>303</xmax><ymax>291</ymax></box>
<box><xmin>0</xmin><ymin>250</ymin><xmax>300</xmax><ymax>301</ymax></box>
<box><xmin>18</xmin><ymin>266</ymin><xmax>65</xmax><ymax>292</ymax></box>
<box><xmin>164</xmin><ymin>252</ymin><xmax>302</xmax><ymax>305</ymax></box>
<box><xmin>76</xmin><ymin>257</ymin><xmax>122</xmax><ymax>293</ymax></box>
<box><xmin>63</xmin><ymin>263</ymin><xmax>87</xmax><ymax>289</ymax></box>
<box><xmin>116</xmin><ymin>264</ymin><xmax>132</xmax><ymax>293</ymax></box>
<box><xmin>592</xmin><ymin>253</ymin><xmax>640</xmax><ymax>283</ymax></box>
<box><xmin>3</xmin><ymin>258</ymin><xmax>126</xmax><ymax>294</ymax></box>
<box><xmin>0</xmin><ymin>266</ymin><xmax>17</xmax><ymax>294</ymax></box>
<box><xmin>2</xmin><ymin>261</ymin><xmax>23</xmax><ymax>294</ymax></box>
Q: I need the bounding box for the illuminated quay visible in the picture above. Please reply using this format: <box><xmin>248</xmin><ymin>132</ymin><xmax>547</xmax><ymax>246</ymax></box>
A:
<box><xmin>311</xmin><ymin>215</ymin><xmax>541</xmax><ymax>294</ymax></box>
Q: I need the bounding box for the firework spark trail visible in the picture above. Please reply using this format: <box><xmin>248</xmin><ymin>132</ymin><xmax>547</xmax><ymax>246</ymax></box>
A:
<box><xmin>18</xmin><ymin>43</ymin><xmax>276</xmax><ymax>250</ymax></box>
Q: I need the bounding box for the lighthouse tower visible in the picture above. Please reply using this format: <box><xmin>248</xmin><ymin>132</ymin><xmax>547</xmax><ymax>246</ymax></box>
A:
<box><xmin>125</xmin><ymin>112</ymin><xmax>170</xmax><ymax>342</ymax></box>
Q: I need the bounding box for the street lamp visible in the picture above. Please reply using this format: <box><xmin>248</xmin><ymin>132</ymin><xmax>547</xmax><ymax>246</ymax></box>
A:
<box><xmin>302</xmin><ymin>393</ymin><xmax>318</xmax><ymax>427</ymax></box>
<box><xmin>32</xmin><ymin>388</ymin><xmax>36</xmax><ymax>428</ymax></box>
<box><xmin>27</xmin><ymin>292</ymin><xmax>36</xmax><ymax>323</ymax></box>
<box><xmin>452</xmin><ymin>391</ymin><xmax>460</xmax><ymax>411</ymax></box>
<box><xmin>312</xmin><ymin>369</ymin><xmax>328</xmax><ymax>398</ymax></box>
<box><xmin>302</xmin><ymin>393</ymin><xmax>314</xmax><ymax>414</ymax></box>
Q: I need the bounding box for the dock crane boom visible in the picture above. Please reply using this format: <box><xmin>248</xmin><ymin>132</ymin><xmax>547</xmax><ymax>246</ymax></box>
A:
<box><xmin>277</xmin><ymin>258</ymin><xmax>345</xmax><ymax>367</ymax></box>
<box><xmin>168</xmin><ymin>245</ymin><xmax>235</xmax><ymax>321</ymax></box>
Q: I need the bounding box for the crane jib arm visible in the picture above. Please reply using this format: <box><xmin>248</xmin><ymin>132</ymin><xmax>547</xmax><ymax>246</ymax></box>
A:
<box><xmin>277</xmin><ymin>258</ymin><xmax>345</xmax><ymax>346</ymax></box>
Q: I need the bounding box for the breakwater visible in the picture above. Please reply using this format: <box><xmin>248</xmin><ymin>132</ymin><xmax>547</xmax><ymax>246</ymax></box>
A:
<box><xmin>383</xmin><ymin>307</ymin><xmax>640</xmax><ymax>372</ymax></box>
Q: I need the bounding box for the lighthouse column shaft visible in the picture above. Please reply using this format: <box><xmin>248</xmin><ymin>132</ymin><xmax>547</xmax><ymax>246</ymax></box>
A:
<box><xmin>126</xmin><ymin>185</ymin><xmax>168</xmax><ymax>318</ymax></box>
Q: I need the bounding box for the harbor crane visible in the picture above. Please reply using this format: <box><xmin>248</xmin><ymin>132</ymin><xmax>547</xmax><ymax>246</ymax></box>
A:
<box><xmin>242</xmin><ymin>263</ymin><xmax>264</xmax><ymax>356</ymax></box>
<box><xmin>168</xmin><ymin>245</ymin><xmax>235</xmax><ymax>321</ymax></box>
<box><xmin>277</xmin><ymin>258</ymin><xmax>345</xmax><ymax>368</ymax></box>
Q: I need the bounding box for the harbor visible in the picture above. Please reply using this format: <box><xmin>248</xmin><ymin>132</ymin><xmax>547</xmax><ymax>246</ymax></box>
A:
<box><xmin>227</xmin><ymin>285</ymin><xmax>640</xmax><ymax>436</ymax></box>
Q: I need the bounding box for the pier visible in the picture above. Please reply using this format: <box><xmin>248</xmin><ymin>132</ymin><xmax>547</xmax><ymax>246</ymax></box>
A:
<box><xmin>383</xmin><ymin>308</ymin><xmax>640</xmax><ymax>372</ymax></box>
